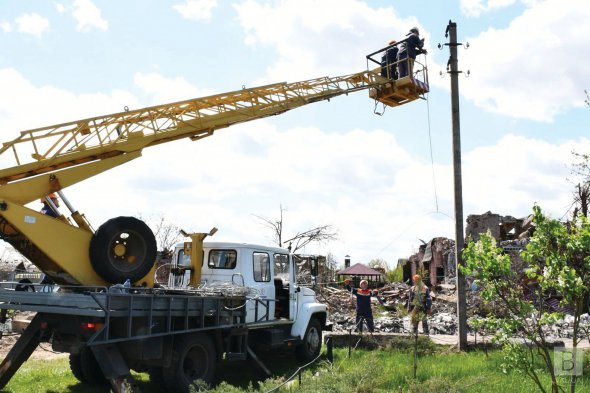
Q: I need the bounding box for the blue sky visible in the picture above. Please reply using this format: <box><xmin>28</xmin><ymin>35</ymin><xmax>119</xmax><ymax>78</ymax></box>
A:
<box><xmin>1</xmin><ymin>0</ymin><xmax>588</xmax><ymax>268</ymax></box>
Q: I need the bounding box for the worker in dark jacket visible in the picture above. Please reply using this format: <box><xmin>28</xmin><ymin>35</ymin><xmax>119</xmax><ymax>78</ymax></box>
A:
<box><xmin>397</xmin><ymin>27</ymin><xmax>426</xmax><ymax>78</ymax></box>
<box><xmin>408</xmin><ymin>274</ymin><xmax>432</xmax><ymax>335</ymax></box>
<box><xmin>380</xmin><ymin>40</ymin><xmax>398</xmax><ymax>80</ymax></box>
<box><xmin>344</xmin><ymin>279</ymin><xmax>383</xmax><ymax>332</ymax></box>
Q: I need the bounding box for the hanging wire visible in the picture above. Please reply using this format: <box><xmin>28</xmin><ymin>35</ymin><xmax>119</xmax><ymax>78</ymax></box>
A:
<box><xmin>375</xmin><ymin>210</ymin><xmax>453</xmax><ymax>258</ymax></box>
<box><xmin>423</xmin><ymin>55</ymin><xmax>440</xmax><ymax>213</ymax></box>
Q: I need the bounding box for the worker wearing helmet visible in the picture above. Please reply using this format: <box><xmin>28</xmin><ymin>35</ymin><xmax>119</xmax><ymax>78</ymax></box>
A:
<box><xmin>381</xmin><ymin>39</ymin><xmax>399</xmax><ymax>80</ymax></box>
<box><xmin>40</xmin><ymin>193</ymin><xmax>60</xmax><ymax>218</ymax></box>
<box><xmin>344</xmin><ymin>278</ymin><xmax>383</xmax><ymax>333</ymax></box>
<box><xmin>397</xmin><ymin>27</ymin><xmax>427</xmax><ymax>78</ymax></box>
<box><xmin>408</xmin><ymin>274</ymin><xmax>432</xmax><ymax>335</ymax></box>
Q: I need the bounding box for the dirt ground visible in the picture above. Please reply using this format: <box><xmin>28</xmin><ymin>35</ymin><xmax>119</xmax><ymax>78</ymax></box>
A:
<box><xmin>0</xmin><ymin>311</ymin><xmax>67</xmax><ymax>361</ymax></box>
<box><xmin>0</xmin><ymin>332</ymin><xmax>67</xmax><ymax>361</ymax></box>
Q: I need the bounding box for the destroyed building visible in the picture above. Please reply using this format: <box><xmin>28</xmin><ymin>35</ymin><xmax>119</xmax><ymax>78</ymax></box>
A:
<box><xmin>402</xmin><ymin>237</ymin><xmax>456</xmax><ymax>287</ymax></box>
<box><xmin>398</xmin><ymin>212</ymin><xmax>534</xmax><ymax>288</ymax></box>
<box><xmin>465</xmin><ymin>211</ymin><xmax>534</xmax><ymax>273</ymax></box>
<box><xmin>465</xmin><ymin>211</ymin><xmax>533</xmax><ymax>244</ymax></box>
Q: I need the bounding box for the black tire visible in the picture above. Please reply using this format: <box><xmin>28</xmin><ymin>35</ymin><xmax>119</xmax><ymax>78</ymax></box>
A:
<box><xmin>296</xmin><ymin>317</ymin><xmax>322</xmax><ymax>362</ymax></box>
<box><xmin>162</xmin><ymin>334</ymin><xmax>216</xmax><ymax>392</ymax></box>
<box><xmin>89</xmin><ymin>216</ymin><xmax>157</xmax><ymax>284</ymax></box>
<box><xmin>69</xmin><ymin>352</ymin><xmax>87</xmax><ymax>384</ymax></box>
<box><xmin>69</xmin><ymin>347</ymin><xmax>108</xmax><ymax>386</ymax></box>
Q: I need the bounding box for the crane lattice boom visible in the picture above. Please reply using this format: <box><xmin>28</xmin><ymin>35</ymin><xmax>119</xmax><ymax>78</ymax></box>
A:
<box><xmin>0</xmin><ymin>71</ymin><xmax>387</xmax><ymax>186</ymax></box>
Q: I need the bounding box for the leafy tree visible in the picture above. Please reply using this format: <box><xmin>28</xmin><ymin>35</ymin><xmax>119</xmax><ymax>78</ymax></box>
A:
<box><xmin>463</xmin><ymin>205</ymin><xmax>590</xmax><ymax>393</ymax></box>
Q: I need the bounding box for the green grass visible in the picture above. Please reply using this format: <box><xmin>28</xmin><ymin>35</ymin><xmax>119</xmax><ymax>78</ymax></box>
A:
<box><xmin>1</xmin><ymin>345</ymin><xmax>589</xmax><ymax>392</ymax></box>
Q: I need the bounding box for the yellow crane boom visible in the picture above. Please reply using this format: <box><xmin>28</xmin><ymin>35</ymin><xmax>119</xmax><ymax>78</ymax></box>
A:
<box><xmin>0</xmin><ymin>65</ymin><xmax>428</xmax><ymax>287</ymax></box>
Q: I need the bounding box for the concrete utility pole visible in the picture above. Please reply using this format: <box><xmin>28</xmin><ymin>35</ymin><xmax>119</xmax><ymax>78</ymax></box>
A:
<box><xmin>444</xmin><ymin>20</ymin><xmax>468</xmax><ymax>349</ymax></box>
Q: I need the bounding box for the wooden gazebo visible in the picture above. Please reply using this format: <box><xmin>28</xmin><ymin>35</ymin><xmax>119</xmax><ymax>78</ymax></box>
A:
<box><xmin>337</xmin><ymin>263</ymin><xmax>384</xmax><ymax>288</ymax></box>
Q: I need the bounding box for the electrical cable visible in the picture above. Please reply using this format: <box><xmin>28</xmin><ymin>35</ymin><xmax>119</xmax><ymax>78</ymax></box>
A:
<box><xmin>423</xmin><ymin>55</ymin><xmax>440</xmax><ymax>213</ymax></box>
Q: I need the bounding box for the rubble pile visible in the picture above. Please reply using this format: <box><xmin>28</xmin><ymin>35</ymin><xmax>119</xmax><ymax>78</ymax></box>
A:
<box><xmin>318</xmin><ymin>281</ymin><xmax>469</xmax><ymax>335</ymax></box>
<box><xmin>319</xmin><ymin>280</ymin><xmax>590</xmax><ymax>338</ymax></box>
<box><xmin>537</xmin><ymin>314</ymin><xmax>590</xmax><ymax>340</ymax></box>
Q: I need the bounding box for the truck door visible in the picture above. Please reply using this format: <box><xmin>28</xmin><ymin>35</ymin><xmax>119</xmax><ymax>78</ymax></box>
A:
<box><xmin>273</xmin><ymin>253</ymin><xmax>291</xmax><ymax>319</ymax></box>
<box><xmin>249</xmin><ymin>251</ymin><xmax>275</xmax><ymax>323</ymax></box>
<box><xmin>289</xmin><ymin>254</ymin><xmax>298</xmax><ymax>320</ymax></box>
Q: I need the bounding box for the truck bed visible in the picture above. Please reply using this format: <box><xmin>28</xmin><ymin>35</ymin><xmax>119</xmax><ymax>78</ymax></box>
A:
<box><xmin>0</xmin><ymin>284</ymin><xmax>247</xmax><ymax>345</ymax></box>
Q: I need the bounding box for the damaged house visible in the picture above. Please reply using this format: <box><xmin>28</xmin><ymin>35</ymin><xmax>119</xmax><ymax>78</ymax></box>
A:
<box><xmin>400</xmin><ymin>211</ymin><xmax>534</xmax><ymax>288</ymax></box>
<box><xmin>402</xmin><ymin>237</ymin><xmax>456</xmax><ymax>286</ymax></box>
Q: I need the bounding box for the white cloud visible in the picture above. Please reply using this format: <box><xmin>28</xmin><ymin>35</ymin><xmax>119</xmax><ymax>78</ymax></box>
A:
<box><xmin>15</xmin><ymin>13</ymin><xmax>50</xmax><ymax>37</ymax></box>
<box><xmin>462</xmin><ymin>134</ymin><xmax>575</xmax><ymax>216</ymax></box>
<box><xmin>461</xmin><ymin>0</ymin><xmax>590</xmax><ymax>121</ymax></box>
<box><xmin>72</xmin><ymin>0</ymin><xmax>108</xmax><ymax>32</ymax></box>
<box><xmin>0</xmin><ymin>68</ymin><xmax>138</xmax><ymax>141</ymax></box>
<box><xmin>134</xmin><ymin>72</ymin><xmax>216</xmax><ymax>104</ymax></box>
<box><xmin>0</xmin><ymin>21</ymin><xmax>12</xmax><ymax>33</ymax></box>
<box><xmin>173</xmin><ymin>0</ymin><xmax>218</xmax><ymax>21</ymax></box>
<box><xmin>461</xmin><ymin>0</ymin><xmax>517</xmax><ymax>17</ymax></box>
<box><xmin>55</xmin><ymin>2</ymin><xmax>66</xmax><ymax>14</ymax></box>
<box><xmin>233</xmin><ymin>0</ymin><xmax>430</xmax><ymax>83</ymax></box>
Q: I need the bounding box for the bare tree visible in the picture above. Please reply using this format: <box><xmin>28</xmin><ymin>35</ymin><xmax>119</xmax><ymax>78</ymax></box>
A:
<box><xmin>254</xmin><ymin>205</ymin><xmax>338</xmax><ymax>253</ymax></box>
<box><xmin>138</xmin><ymin>214</ymin><xmax>182</xmax><ymax>258</ymax></box>
<box><xmin>253</xmin><ymin>205</ymin><xmax>285</xmax><ymax>247</ymax></box>
<box><xmin>284</xmin><ymin>225</ymin><xmax>338</xmax><ymax>254</ymax></box>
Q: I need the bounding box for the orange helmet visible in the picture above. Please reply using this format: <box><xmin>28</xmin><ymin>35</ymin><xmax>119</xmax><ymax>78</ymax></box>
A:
<box><xmin>40</xmin><ymin>193</ymin><xmax>58</xmax><ymax>203</ymax></box>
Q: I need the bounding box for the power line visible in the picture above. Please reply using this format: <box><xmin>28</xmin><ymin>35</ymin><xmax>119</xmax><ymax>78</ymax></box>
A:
<box><xmin>424</xmin><ymin>89</ymin><xmax>439</xmax><ymax>212</ymax></box>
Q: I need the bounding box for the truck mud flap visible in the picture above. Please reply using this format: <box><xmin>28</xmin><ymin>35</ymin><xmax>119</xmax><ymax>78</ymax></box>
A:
<box><xmin>91</xmin><ymin>344</ymin><xmax>140</xmax><ymax>393</ymax></box>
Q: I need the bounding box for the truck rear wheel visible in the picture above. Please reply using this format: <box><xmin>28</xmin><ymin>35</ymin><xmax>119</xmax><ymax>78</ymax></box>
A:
<box><xmin>163</xmin><ymin>334</ymin><xmax>216</xmax><ymax>392</ymax></box>
<box><xmin>69</xmin><ymin>347</ymin><xmax>108</xmax><ymax>386</ymax></box>
<box><xmin>296</xmin><ymin>317</ymin><xmax>322</xmax><ymax>362</ymax></box>
<box><xmin>89</xmin><ymin>216</ymin><xmax>157</xmax><ymax>284</ymax></box>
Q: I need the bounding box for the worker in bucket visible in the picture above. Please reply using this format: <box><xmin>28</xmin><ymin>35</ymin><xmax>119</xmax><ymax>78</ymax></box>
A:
<box><xmin>344</xmin><ymin>279</ymin><xmax>383</xmax><ymax>333</ymax></box>
<box><xmin>381</xmin><ymin>39</ymin><xmax>399</xmax><ymax>80</ymax></box>
<box><xmin>408</xmin><ymin>274</ymin><xmax>432</xmax><ymax>335</ymax></box>
<box><xmin>40</xmin><ymin>193</ymin><xmax>60</xmax><ymax>218</ymax></box>
<box><xmin>397</xmin><ymin>26</ymin><xmax>426</xmax><ymax>78</ymax></box>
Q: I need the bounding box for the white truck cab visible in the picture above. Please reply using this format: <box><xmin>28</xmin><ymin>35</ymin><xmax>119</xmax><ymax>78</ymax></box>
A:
<box><xmin>167</xmin><ymin>242</ymin><xmax>330</xmax><ymax>360</ymax></box>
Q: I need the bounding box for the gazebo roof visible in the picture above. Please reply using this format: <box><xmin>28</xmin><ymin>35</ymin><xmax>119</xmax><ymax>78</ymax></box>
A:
<box><xmin>338</xmin><ymin>263</ymin><xmax>383</xmax><ymax>276</ymax></box>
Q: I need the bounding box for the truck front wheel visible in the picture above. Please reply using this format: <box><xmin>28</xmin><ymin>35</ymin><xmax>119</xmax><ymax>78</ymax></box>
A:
<box><xmin>163</xmin><ymin>334</ymin><xmax>216</xmax><ymax>392</ymax></box>
<box><xmin>296</xmin><ymin>317</ymin><xmax>322</xmax><ymax>362</ymax></box>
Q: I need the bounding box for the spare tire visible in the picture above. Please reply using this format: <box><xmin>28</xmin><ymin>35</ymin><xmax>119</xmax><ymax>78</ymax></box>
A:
<box><xmin>89</xmin><ymin>216</ymin><xmax>157</xmax><ymax>284</ymax></box>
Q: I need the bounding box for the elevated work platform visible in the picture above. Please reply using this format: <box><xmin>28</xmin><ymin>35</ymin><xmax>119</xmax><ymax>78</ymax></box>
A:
<box><xmin>369</xmin><ymin>74</ymin><xmax>430</xmax><ymax>107</ymax></box>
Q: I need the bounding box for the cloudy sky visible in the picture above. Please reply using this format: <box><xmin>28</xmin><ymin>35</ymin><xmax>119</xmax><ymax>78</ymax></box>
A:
<box><xmin>1</xmin><ymin>0</ymin><xmax>589</xmax><ymax>269</ymax></box>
